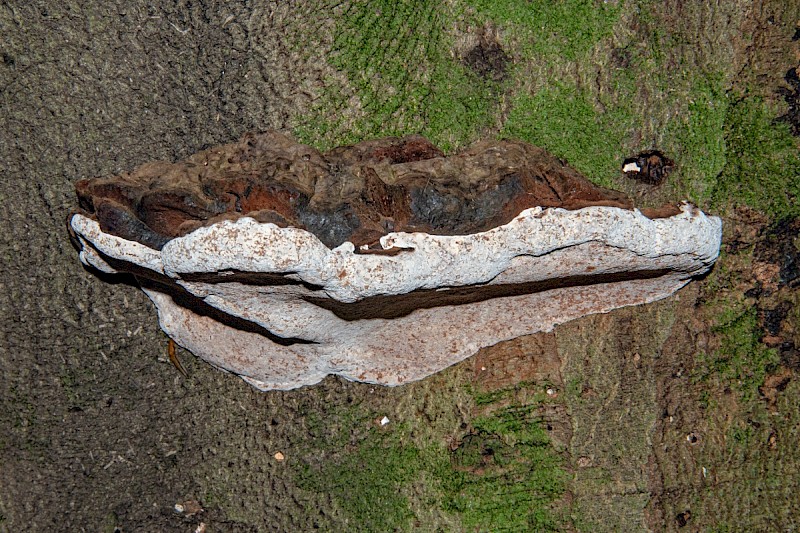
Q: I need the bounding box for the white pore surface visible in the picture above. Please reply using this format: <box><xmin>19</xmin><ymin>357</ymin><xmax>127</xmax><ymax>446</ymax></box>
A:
<box><xmin>71</xmin><ymin>204</ymin><xmax>722</xmax><ymax>390</ymax></box>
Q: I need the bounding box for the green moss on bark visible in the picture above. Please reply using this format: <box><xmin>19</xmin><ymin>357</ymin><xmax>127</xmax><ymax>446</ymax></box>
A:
<box><xmin>293</xmin><ymin>0</ymin><xmax>500</xmax><ymax>152</ymax></box>
<box><xmin>287</xmin><ymin>376</ymin><xmax>569</xmax><ymax>531</ymax></box>
<box><xmin>440</xmin><ymin>404</ymin><xmax>567</xmax><ymax>531</ymax></box>
<box><xmin>713</xmin><ymin>97</ymin><xmax>800</xmax><ymax>219</ymax></box>
<box><xmin>467</xmin><ymin>0</ymin><xmax>622</xmax><ymax>60</ymax></box>
<box><xmin>502</xmin><ymin>82</ymin><xmax>634</xmax><ymax>187</ymax></box>
<box><xmin>696</xmin><ymin>303</ymin><xmax>780</xmax><ymax>401</ymax></box>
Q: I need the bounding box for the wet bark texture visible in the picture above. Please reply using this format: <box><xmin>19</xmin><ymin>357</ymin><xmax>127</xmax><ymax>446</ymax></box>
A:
<box><xmin>2</xmin><ymin>1</ymin><xmax>798</xmax><ymax>531</ymax></box>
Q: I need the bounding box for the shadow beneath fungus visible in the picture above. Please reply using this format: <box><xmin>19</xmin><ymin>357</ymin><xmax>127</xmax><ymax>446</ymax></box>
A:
<box><xmin>304</xmin><ymin>269</ymin><xmax>673</xmax><ymax>321</ymax></box>
<box><xmin>79</xmin><ymin>244</ymin><xmax>317</xmax><ymax>346</ymax></box>
<box><xmin>80</xmin><ymin>230</ymin><xmax>676</xmax><ymax>329</ymax></box>
<box><xmin>181</xmin><ymin>270</ymin><xmax>326</xmax><ymax>292</ymax></box>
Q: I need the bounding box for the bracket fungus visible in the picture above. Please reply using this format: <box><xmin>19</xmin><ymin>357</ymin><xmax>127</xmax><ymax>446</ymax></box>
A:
<box><xmin>69</xmin><ymin>132</ymin><xmax>722</xmax><ymax>391</ymax></box>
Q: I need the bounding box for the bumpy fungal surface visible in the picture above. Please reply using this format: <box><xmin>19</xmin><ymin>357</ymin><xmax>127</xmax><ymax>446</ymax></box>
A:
<box><xmin>69</xmin><ymin>132</ymin><xmax>722</xmax><ymax>390</ymax></box>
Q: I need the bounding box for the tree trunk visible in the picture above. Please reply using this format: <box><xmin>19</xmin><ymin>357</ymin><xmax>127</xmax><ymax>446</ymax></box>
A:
<box><xmin>2</xmin><ymin>1</ymin><xmax>798</xmax><ymax>531</ymax></box>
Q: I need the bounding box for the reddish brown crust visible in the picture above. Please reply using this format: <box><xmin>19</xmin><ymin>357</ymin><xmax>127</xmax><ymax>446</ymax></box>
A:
<box><xmin>73</xmin><ymin>131</ymin><xmax>669</xmax><ymax>251</ymax></box>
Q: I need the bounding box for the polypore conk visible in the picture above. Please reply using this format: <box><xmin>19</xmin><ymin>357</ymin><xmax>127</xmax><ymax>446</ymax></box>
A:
<box><xmin>69</xmin><ymin>132</ymin><xmax>722</xmax><ymax>391</ymax></box>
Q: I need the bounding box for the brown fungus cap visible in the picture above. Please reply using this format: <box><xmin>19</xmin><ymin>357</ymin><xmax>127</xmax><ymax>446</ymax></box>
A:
<box><xmin>75</xmin><ymin>131</ymin><xmax>638</xmax><ymax>250</ymax></box>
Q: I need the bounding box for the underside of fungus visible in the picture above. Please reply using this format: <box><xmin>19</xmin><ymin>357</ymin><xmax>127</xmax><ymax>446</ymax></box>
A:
<box><xmin>69</xmin><ymin>132</ymin><xmax>722</xmax><ymax>390</ymax></box>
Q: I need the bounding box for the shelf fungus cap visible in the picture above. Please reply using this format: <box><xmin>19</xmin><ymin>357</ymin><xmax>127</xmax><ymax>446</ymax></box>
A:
<box><xmin>69</xmin><ymin>132</ymin><xmax>722</xmax><ymax>390</ymax></box>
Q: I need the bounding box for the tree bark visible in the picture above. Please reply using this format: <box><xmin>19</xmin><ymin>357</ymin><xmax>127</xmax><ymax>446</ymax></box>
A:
<box><xmin>2</xmin><ymin>1</ymin><xmax>798</xmax><ymax>531</ymax></box>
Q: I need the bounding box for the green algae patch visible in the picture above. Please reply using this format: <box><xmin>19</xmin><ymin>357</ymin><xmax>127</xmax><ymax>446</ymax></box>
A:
<box><xmin>293</xmin><ymin>0</ymin><xmax>500</xmax><ymax>152</ymax></box>
<box><xmin>471</xmin><ymin>0</ymin><xmax>629</xmax><ymax>187</ymax></box>
<box><xmin>695</xmin><ymin>244</ymin><xmax>782</xmax><ymax>403</ymax></box>
<box><xmin>467</xmin><ymin>0</ymin><xmax>622</xmax><ymax>61</ymax></box>
<box><xmin>502</xmin><ymin>82</ymin><xmax>634</xmax><ymax>187</ymax></box>
<box><xmin>712</xmin><ymin>97</ymin><xmax>800</xmax><ymax>219</ymax></box>
<box><xmin>288</xmin><ymin>371</ymin><xmax>570</xmax><ymax>531</ymax></box>
<box><xmin>290</xmin><ymin>0</ymin><xmax>625</xmax><ymax>157</ymax></box>
<box><xmin>660</xmin><ymin>76</ymin><xmax>729</xmax><ymax>204</ymax></box>
<box><xmin>413</xmin><ymin>371</ymin><xmax>572</xmax><ymax>530</ymax></box>
<box><xmin>440</xmin><ymin>404</ymin><xmax>568</xmax><ymax>531</ymax></box>
<box><xmin>295</xmin><ymin>434</ymin><xmax>420</xmax><ymax>531</ymax></box>
<box><xmin>665</xmin><ymin>87</ymin><xmax>800</xmax><ymax>219</ymax></box>
<box><xmin>289</xmin><ymin>400</ymin><xmax>422</xmax><ymax>531</ymax></box>
<box><xmin>696</xmin><ymin>302</ymin><xmax>780</xmax><ymax>402</ymax></box>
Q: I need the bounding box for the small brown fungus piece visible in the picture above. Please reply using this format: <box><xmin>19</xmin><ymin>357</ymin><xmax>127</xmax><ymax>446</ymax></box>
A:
<box><xmin>622</xmin><ymin>150</ymin><xmax>675</xmax><ymax>185</ymax></box>
<box><xmin>69</xmin><ymin>131</ymin><xmax>721</xmax><ymax>390</ymax></box>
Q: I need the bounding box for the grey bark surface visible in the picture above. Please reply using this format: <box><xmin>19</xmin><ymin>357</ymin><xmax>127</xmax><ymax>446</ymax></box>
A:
<box><xmin>1</xmin><ymin>2</ymin><xmax>336</xmax><ymax>530</ymax></box>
